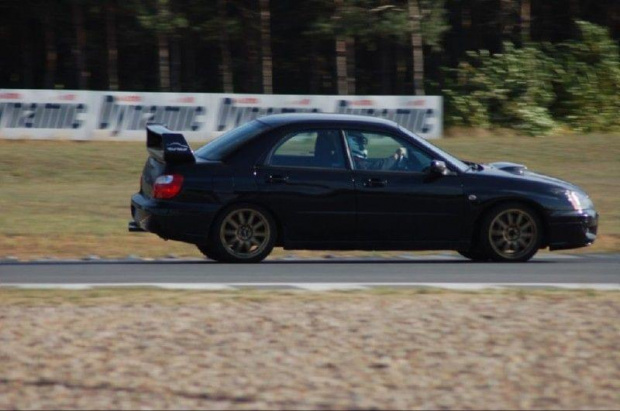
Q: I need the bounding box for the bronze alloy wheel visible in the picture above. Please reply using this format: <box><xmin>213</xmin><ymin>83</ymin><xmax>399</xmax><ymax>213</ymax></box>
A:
<box><xmin>218</xmin><ymin>207</ymin><xmax>274</xmax><ymax>262</ymax></box>
<box><xmin>486</xmin><ymin>207</ymin><xmax>540</xmax><ymax>261</ymax></box>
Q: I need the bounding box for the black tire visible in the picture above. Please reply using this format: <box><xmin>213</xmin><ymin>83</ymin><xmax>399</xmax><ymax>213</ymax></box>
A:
<box><xmin>196</xmin><ymin>244</ymin><xmax>222</xmax><ymax>261</ymax></box>
<box><xmin>479</xmin><ymin>203</ymin><xmax>542</xmax><ymax>262</ymax></box>
<box><xmin>458</xmin><ymin>250</ymin><xmax>489</xmax><ymax>262</ymax></box>
<box><xmin>209</xmin><ymin>204</ymin><xmax>277</xmax><ymax>263</ymax></box>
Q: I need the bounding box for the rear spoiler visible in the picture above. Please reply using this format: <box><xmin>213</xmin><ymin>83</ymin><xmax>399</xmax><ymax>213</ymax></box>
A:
<box><xmin>146</xmin><ymin>124</ymin><xmax>195</xmax><ymax>165</ymax></box>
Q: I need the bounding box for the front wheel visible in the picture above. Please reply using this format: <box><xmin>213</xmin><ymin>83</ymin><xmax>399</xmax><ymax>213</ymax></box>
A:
<box><xmin>209</xmin><ymin>205</ymin><xmax>276</xmax><ymax>263</ymax></box>
<box><xmin>480</xmin><ymin>203</ymin><xmax>542</xmax><ymax>262</ymax></box>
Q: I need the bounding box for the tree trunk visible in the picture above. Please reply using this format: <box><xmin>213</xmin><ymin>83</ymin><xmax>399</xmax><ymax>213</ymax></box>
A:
<box><xmin>335</xmin><ymin>37</ymin><xmax>348</xmax><ymax>95</ymax></box>
<box><xmin>408</xmin><ymin>0</ymin><xmax>424</xmax><ymax>96</ymax></box>
<box><xmin>499</xmin><ymin>0</ymin><xmax>516</xmax><ymax>48</ymax></box>
<box><xmin>521</xmin><ymin>0</ymin><xmax>531</xmax><ymax>43</ymax></box>
<box><xmin>184</xmin><ymin>34</ymin><xmax>197</xmax><ymax>91</ymax></box>
<box><xmin>241</xmin><ymin>5</ymin><xmax>259</xmax><ymax>92</ymax></box>
<box><xmin>156</xmin><ymin>0</ymin><xmax>171</xmax><ymax>91</ymax></box>
<box><xmin>335</xmin><ymin>0</ymin><xmax>348</xmax><ymax>95</ymax></box>
<box><xmin>450</xmin><ymin>0</ymin><xmax>464</xmax><ymax>66</ymax></box>
<box><xmin>218</xmin><ymin>0</ymin><xmax>234</xmax><ymax>92</ymax></box>
<box><xmin>462</xmin><ymin>0</ymin><xmax>472</xmax><ymax>51</ymax></box>
<box><xmin>569</xmin><ymin>0</ymin><xmax>580</xmax><ymax>37</ymax></box>
<box><xmin>379</xmin><ymin>0</ymin><xmax>390</xmax><ymax>94</ymax></box>
<box><xmin>43</xmin><ymin>12</ymin><xmax>57</xmax><ymax>89</ymax></box>
<box><xmin>611</xmin><ymin>3</ymin><xmax>620</xmax><ymax>40</ymax></box>
<box><xmin>346</xmin><ymin>36</ymin><xmax>356</xmax><ymax>95</ymax></box>
<box><xmin>395</xmin><ymin>45</ymin><xmax>407</xmax><ymax>94</ymax></box>
<box><xmin>21</xmin><ymin>13</ymin><xmax>33</xmax><ymax>88</ymax></box>
<box><xmin>171</xmin><ymin>37</ymin><xmax>181</xmax><ymax>91</ymax></box>
<box><xmin>72</xmin><ymin>1</ymin><xmax>88</xmax><ymax>89</ymax></box>
<box><xmin>157</xmin><ymin>33</ymin><xmax>170</xmax><ymax>91</ymax></box>
<box><xmin>105</xmin><ymin>2</ymin><xmax>119</xmax><ymax>90</ymax></box>
<box><xmin>260</xmin><ymin>0</ymin><xmax>273</xmax><ymax>94</ymax></box>
<box><xmin>380</xmin><ymin>37</ymin><xmax>391</xmax><ymax>94</ymax></box>
<box><xmin>309</xmin><ymin>39</ymin><xmax>320</xmax><ymax>94</ymax></box>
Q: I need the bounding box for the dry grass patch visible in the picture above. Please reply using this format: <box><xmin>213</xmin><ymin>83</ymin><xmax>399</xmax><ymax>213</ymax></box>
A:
<box><xmin>1</xmin><ymin>131</ymin><xmax>618</xmax><ymax>259</ymax></box>
<box><xmin>0</xmin><ymin>289</ymin><xmax>619</xmax><ymax>410</ymax></box>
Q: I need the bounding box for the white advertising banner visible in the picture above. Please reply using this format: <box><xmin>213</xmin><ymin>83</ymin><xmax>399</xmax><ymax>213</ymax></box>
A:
<box><xmin>331</xmin><ymin>96</ymin><xmax>442</xmax><ymax>137</ymax></box>
<box><xmin>0</xmin><ymin>90</ymin><xmax>96</xmax><ymax>139</ymax></box>
<box><xmin>0</xmin><ymin>89</ymin><xmax>443</xmax><ymax>141</ymax></box>
<box><xmin>89</xmin><ymin>92</ymin><xmax>210</xmax><ymax>141</ymax></box>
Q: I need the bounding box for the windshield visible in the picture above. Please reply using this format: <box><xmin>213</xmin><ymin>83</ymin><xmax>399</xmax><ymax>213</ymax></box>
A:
<box><xmin>399</xmin><ymin>126</ymin><xmax>469</xmax><ymax>172</ymax></box>
<box><xmin>195</xmin><ymin>120</ymin><xmax>269</xmax><ymax>160</ymax></box>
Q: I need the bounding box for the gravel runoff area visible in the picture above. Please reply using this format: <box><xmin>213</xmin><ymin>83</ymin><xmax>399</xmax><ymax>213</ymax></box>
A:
<box><xmin>0</xmin><ymin>290</ymin><xmax>619</xmax><ymax>410</ymax></box>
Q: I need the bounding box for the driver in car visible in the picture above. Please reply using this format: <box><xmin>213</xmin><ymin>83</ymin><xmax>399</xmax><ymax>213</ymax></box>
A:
<box><xmin>347</xmin><ymin>132</ymin><xmax>408</xmax><ymax>171</ymax></box>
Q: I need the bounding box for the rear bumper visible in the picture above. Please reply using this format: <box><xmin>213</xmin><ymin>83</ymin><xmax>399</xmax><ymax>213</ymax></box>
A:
<box><xmin>547</xmin><ymin>208</ymin><xmax>598</xmax><ymax>251</ymax></box>
<box><xmin>130</xmin><ymin>193</ymin><xmax>220</xmax><ymax>244</ymax></box>
<box><xmin>128</xmin><ymin>220</ymin><xmax>146</xmax><ymax>232</ymax></box>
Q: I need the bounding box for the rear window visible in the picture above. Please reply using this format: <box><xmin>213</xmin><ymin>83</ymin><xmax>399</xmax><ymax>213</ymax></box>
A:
<box><xmin>269</xmin><ymin>129</ymin><xmax>346</xmax><ymax>169</ymax></box>
<box><xmin>194</xmin><ymin>120</ymin><xmax>269</xmax><ymax>160</ymax></box>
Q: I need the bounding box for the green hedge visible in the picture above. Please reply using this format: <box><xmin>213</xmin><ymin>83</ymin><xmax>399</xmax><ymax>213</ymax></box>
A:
<box><xmin>443</xmin><ymin>21</ymin><xmax>620</xmax><ymax>135</ymax></box>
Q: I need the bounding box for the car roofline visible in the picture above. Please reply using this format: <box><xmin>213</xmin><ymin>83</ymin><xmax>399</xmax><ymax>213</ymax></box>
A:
<box><xmin>255</xmin><ymin>113</ymin><xmax>400</xmax><ymax>129</ymax></box>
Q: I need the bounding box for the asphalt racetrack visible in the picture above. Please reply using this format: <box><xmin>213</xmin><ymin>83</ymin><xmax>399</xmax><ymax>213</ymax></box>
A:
<box><xmin>1</xmin><ymin>254</ymin><xmax>619</xmax><ymax>289</ymax></box>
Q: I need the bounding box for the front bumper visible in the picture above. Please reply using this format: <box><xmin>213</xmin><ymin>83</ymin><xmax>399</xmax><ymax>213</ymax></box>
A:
<box><xmin>129</xmin><ymin>193</ymin><xmax>220</xmax><ymax>244</ymax></box>
<box><xmin>547</xmin><ymin>208</ymin><xmax>598</xmax><ymax>250</ymax></box>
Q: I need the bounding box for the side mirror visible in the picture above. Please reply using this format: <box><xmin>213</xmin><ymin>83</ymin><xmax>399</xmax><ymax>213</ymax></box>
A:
<box><xmin>430</xmin><ymin>160</ymin><xmax>449</xmax><ymax>176</ymax></box>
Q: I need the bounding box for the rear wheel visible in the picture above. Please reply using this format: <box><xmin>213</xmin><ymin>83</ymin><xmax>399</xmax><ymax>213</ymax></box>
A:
<box><xmin>480</xmin><ymin>203</ymin><xmax>542</xmax><ymax>262</ymax></box>
<box><xmin>209</xmin><ymin>205</ymin><xmax>276</xmax><ymax>263</ymax></box>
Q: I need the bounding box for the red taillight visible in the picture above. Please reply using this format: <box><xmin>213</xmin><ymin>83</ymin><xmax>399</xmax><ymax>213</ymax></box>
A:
<box><xmin>153</xmin><ymin>174</ymin><xmax>184</xmax><ymax>199</ymax></box>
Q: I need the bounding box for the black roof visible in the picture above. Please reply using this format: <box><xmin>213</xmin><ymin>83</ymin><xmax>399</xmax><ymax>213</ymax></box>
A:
<box><xmin>256</xmin><ymin>113</ymin><xmax>399</xmax><ymax>129</ymax></box>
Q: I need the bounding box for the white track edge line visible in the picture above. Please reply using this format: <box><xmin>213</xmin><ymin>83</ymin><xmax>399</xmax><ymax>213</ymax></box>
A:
<box><xmin>1</xmin><ymin>283</ymin><xmax>619</xmax><ymax>290</ymax></box>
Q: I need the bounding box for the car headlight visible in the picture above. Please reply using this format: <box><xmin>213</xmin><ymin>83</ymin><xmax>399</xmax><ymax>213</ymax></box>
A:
<box><xmin>560</xmin><ymin>190</ymin><xmax>593</xmax><ymax>211</ymax></box>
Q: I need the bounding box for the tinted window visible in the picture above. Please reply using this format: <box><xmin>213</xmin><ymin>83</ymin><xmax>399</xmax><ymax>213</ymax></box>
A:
<box><xmin>399</xmin><ymin>126</ymin><xmax>468</xmax><ymax>172</ymax></box>
<box><xmin>195</xmin><ymin>120</ymin><xmax>269</xmax><ymax>160</ymax></box>
<box><xmin>269</xmin><ymin>130</ymin><xmax>346</xmax><ymax>169</ymax></box>
<box><xmin>344</xmin><ymin>130</ymin><xmax>433</xmax><ymax>172</ymax></box>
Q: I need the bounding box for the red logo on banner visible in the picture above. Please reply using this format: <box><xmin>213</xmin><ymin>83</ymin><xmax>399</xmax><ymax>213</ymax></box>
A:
<box><xmin>290</xmin><ymin>99</ymin><xmax>310</xmax><ymax>105</ymax></box>
<box><xmin>175</xmin><ymin>96</ymin><xmax>195</xmax><ymax>103</ymax></box>
<box><xmin>116</xmin><ymin>95</ymin><xmax>141</xmax><ymax>102</ymax></box>
<box><xmin>351</xmin><ymin>99</ymin><xmax>374</xmax><ymax>107</ymax></box>
<box><xmin>0</xmin><ymin>92</ymin><xmax>21</xmax><ymax>99</ymax></box>
<box><xmin>407</xmin><ymin>100</ymin><xmax>425</xmax><ymax>107</ymax></box>
<box><xmin>58</xmin><ymin>94</ymin><xmax>77</xmax><ymax>101</ymax></box>
<box><xmin>234</xmin><ymin>98</ymin><xmax>260</xmax><ymax>104</ymax></box>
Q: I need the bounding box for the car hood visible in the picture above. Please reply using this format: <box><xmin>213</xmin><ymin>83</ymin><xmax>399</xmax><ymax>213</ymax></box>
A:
<box><xmin>476</xmin><ymin>161</ymin><xmax>584</xmax><ymax>193</ymax></box>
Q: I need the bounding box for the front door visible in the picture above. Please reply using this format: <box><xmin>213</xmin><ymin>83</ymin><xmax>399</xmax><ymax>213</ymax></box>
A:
<box><xmin>255</xmin><ymin>129</ymin><xmax>356</xmax><ymax>243</ymax></box>
<box><xmin>344</xmin><ymin>130</ymin><xmax>465</xmax><ymax>244</ymax></box>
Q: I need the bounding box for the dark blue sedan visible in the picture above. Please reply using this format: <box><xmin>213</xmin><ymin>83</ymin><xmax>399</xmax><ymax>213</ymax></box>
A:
<box><xmin>129</xmin><ymin>114</ymin><xmax>598</xmax><ymax>263</ymax></box>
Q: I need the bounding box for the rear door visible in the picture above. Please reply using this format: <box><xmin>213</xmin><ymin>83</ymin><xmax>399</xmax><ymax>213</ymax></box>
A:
<box><xmin>255</xmin><ymin>128</ymin><xmax>356</xmax><ymax>242</ymax></box>
<box><xmin>344</xmin><ymin>129</ymin><xmax>465</xmax><ymax>244</ymax></box>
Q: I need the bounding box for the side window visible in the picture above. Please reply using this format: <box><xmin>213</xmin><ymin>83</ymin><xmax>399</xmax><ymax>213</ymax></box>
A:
<box><xmin>344</xmin><ymin>130</ymin><xmax>433</xmax><ymax>172</ymax></box>
<box><xmin>269</xmin><ymin>130</ymin><xmax>346</xmax><ymax>169</ymax></box>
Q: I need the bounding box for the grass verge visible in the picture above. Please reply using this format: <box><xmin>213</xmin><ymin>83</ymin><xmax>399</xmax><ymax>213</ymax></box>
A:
<box><xmin>0</xmin><ymin>130</ymin><xmax>618</xmax><ymax>258</ymax></box>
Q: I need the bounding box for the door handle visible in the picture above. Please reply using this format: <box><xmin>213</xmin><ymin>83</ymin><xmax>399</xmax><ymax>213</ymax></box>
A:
<box><xmin>364</xmin><ymin>178</ymin><xmax>387</xmax><ymax>188</ymax></box>
<box><xmin>267</xmin><ymin>174</ymin><xmax>289</xmax><ymax>184</ymax></box>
